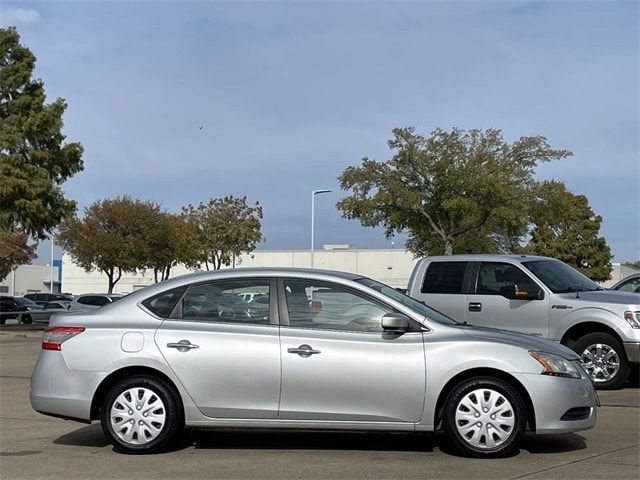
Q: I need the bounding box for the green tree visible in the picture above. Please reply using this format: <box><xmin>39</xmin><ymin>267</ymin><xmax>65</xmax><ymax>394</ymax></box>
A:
<box><xmin>146</xmin><ymin>212</ymin><xmax>201</xmax><ymax>282</ymax></box>
<box><xmin>623</xmin><ymin>261</ymin><xmax>640</xmax><ymax>270</ymax></box>
<box><xmin>337</xmin><ymin>127</ymin><xmax>572</xmax><ymax>255</ymax></box>
<box><xmin>183</xmin><ymin>196</ymin><xmax>264</xmax><ymax>270</ymax></box>
<box><xmin>523</xmin><ymin>180</ymin><xmax>612</xmax><ymax>281</ymax></box>
<box><xmin>0</xmin><ymin>229</ymin><xmax>35</xmax><ymax>280</ymax></box>
<box><xmin>57</xmin><ymin>197</ymin><xmax>161</xmax><ymax>293</ymax></box>
<box><xmin>0</xmin><ymin>27</ymin><xmax>83</xmax><ymax>278</ymax></box>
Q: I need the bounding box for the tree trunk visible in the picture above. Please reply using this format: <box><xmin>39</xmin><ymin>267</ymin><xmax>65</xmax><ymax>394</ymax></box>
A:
<box><xmin>106</xmin><ymin>270</ymin><xmax>114</xmax><ymax>294</ymax></box>
<box><xmin>154</xmin><ymin>269</ymin><xmax>159</xmax><ymax>283</ymax></box>
<box><xmin>107</xmin><ymin>268</ymin><xmax>122</xmax><ymax>293</ymax></box>
<box><xmin>444</xmin><ymin>240</ymin><xmax>453</xmax><ymax>255</ymax></box>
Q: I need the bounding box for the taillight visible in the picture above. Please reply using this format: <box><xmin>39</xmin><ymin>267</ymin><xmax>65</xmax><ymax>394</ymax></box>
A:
<box><xmin>42</xmin><ymin>326</ymin><xmax>85</xmax><ymax>350</ymax></box>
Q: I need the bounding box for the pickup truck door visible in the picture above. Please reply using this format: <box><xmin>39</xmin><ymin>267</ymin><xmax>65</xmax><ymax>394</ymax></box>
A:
<box><xmin>466</xmin><ymin>262</ymin><xmax>549</xmax><ymax>337</ymax></box>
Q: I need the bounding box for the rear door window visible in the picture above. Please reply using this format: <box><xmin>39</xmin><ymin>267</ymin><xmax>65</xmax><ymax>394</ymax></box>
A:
<box><xmin>178</xmin><ymin>279</ymin><xmax>271</xmax><ymax>325</ymax></box>
<box><xmin>421</xmin><ymin>262</ymin><xmax>468</xmax><ymax>294</ymax></box>
<box><xmin>476</xmin><ymin>262</ymin><xmax>537</xmax><ymax>295</ymax></box>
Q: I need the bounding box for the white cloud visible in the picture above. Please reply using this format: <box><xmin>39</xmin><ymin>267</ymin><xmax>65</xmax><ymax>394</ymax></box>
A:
<box><xmin>0</xmin><ymin>8</ymin><xmax>41</xmax><ymax>26</ymax></box>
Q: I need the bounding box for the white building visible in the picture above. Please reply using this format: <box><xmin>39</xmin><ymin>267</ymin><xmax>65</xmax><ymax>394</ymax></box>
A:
<box><xmin>599</xmin><ymin>263</ymin><xmax>640</xmax><ymax>289</ymax></box>
<box><xmin>60</xmin><ymin>248</ymin><xmax>639</xmax><ymax>295</ymax></box>
<box><xmin>0</xmin><ymin>264</ymin><xmax>60</xmax><ymax>297</ymax></box>
<box><xmin>61</xmin><ymin>246</ymin><xmax>418</xmax><ymax>294</ymax></box>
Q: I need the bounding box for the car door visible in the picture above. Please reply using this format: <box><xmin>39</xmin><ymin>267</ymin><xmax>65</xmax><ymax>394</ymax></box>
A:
<box><xmin>466</xmin><ymin>262</ymin><xmax>549</xmax><ymax>337</ymax></box>
<box><xmin>415</xmin><ymin>261</ymin><xmax>471</xmax><ymax>323</ymax></box>
<box><xmin>154</xmin><ymin>278</ymin><xmax>281</xmax><ymax>419</ymax></box>
<box><xmin>277</xmin><ymin>278</ymin><xmax>425</xmax><ymax>423</ymax></box>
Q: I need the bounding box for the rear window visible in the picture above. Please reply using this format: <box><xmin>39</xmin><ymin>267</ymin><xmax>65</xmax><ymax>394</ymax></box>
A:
<box><xmin>77</xmin><ymin>296</ymin><xmax>96</xmax><ymax>305</ymax></box>
<box><xmin>421</xmin><ymin>262</ymin><xmax>467</xmax><ymax>294</ymax></box>
<box><xmin>141</xmin><ymin>287</ymin><xmax>186</xmax><ymax>318</ymax></box>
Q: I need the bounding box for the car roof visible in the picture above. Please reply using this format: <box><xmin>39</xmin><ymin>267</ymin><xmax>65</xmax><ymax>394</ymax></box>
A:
<box><xmin>418</xmin><ymin>254</ymin><xmax>552</xmax><ymax>263</ymax></box>
<box><xmin>101</xmin><ymin>268</ymin><xmax>365</xmax><ymax>304</ymax></box>
<box><xmin>75</xmin><ymin>293</ymin><xmax>123</xmax><ymax>297</ymax></box>
<box><xmin>166</xmin><ymin>267</ymin><xmax>362</xmax><ymax>283</ymax></box>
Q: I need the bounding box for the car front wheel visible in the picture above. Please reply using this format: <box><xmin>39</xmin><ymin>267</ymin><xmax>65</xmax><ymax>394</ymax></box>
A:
<box><xmin>100</xmin><ymin>375</ymin><xmax>183</xmax><ymax>454</ymax></box>
<box><xmin>442</xmin><ymin>377</ymin><xmax>527</xmax><ymax>458</ymax></box>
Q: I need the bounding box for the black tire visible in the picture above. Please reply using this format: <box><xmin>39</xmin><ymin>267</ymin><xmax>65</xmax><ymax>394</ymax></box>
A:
<box><xmin>442</xmin><ymin>377</ymin><xmax>527</xmax><ymax>458</ymax></box>
<box><xmin>20</xmin><ymin>314</ymin><xmax>32</xmax><ymax>325</ymax></box>
<box><xmin>572</xmin><ymin>332</ymin><xmax>629</xmax><ymax>390</ymax></box>
<box><xmin>100</xmin><ymin>375</ymin><xmax>183</xmax><ymax>454</ymax></box>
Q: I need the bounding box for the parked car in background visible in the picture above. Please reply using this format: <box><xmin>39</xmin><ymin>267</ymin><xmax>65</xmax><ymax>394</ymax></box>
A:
<box><xmin>23</xmin><ymin>293</ymin><xmax>74</xmax><ymax>307</ymax></box>
<box><xmin>68</xmin><ymin>294</ymin><xmax>124</xmax><ymax>311</ymax></box>
<box><xmin>29</xmin><ymin>301</ymin><xmax>71</xmax><ymax>324</ymax></box>
<box><xmin>611</xmin><ymin>273</ymin><xmax>640</xmax><ymax>294</ymax></box>
<box><xmin>0</xmin><ymin>296</ymin><xmax>44</xmax><ymax>324</ymax></box>
<box><xmin>407</xmin><ymin>255</ymin><xmax>640</xmax><ymax>389</ymax></box>
<box><xmin>31</xmin><ymin>268</ymin><xmax>597</xmax><ymax>457</ymax></box>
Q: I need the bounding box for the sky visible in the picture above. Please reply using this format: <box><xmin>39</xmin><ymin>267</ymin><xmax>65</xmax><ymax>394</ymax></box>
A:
<box><xmin>2</xmin><ymin>0</ymin><xmax>639</xmax><ymax>263</ymax></box>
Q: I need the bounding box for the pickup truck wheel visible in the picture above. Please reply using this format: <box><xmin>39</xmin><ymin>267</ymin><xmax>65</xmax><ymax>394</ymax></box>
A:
<box><xmin>574</xmin><ymin>332</ymin><xmax>629</xmax><ymax>390</ymax></box>
<box><xmin>442</xmin><ymin>377</ymin><xmax>527</xmax><ymax>458</ymax></box>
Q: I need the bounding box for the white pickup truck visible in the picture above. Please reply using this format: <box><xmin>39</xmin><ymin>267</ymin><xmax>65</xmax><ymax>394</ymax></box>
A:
<box><xmin>407</xmin><ymin>254</ymin><xmax>640</xmax><ymax>389</ymax></box>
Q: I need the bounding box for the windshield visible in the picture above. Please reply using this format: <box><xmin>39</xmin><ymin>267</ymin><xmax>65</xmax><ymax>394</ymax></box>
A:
<box><xmin>521</xmin><ymin>260</ymin><xmax>601</xmax><ymax>293</ymax></box>
<box><xmin>355</xmin><ymin>277</ymin><xmax>458</xmax><ymax>325</ymax></box>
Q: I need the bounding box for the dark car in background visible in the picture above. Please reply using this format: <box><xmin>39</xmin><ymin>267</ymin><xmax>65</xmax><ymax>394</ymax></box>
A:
<box><xmin>23</xmin><ymin>293</ymin><xmax>74</xmax><ymax>306</ymax></box>
<box><xmin>0</xmin><ymin>296</ymin><xmax>44</xmax><ymax>324</ymax></box>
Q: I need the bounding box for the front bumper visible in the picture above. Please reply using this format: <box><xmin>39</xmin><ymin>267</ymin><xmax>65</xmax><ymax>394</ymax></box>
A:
<box><xmin>513</xmin><ymin>372</ymin><xmax>597</xmax><ymax>434</ymax></box>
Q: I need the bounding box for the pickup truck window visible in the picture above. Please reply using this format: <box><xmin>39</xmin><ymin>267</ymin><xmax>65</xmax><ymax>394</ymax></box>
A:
<box><xmin>421</xmin><ymin>262</ymin><xmax>467</xmax><ymax>294</ymax></box>
<box><xmin>521</xmin><ymin>259</ymin><xmax>600</xmax><ymax>293</ymax></box>
<box><xmin>356</xmin><ymin>277</ymin><xmax>458</xmax><ymax>325</ymax></box>
<box><xmin>477</xmin><ymin>262</ymin><xmax>536</xmax><ymax>295</ymax></box>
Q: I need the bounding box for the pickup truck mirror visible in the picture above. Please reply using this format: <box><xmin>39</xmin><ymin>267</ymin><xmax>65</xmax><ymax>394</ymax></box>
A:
<box><xmin>500</xmin><ymin>284</ymin><xmax>544</xmax><ymax>301</ymax></box>
<box><xmin>381</xmin><ymin>312</ymin><xmax>412</xmax><ymax>333</ymax></box>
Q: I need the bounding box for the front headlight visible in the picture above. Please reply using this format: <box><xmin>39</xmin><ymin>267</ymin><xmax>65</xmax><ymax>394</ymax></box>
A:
<box><xmin>623</xmin><ymin>311</ymin><xmax>640</xmax><ymax>329</ymax></box>
<box><xmin>529</xmin><ymin>351</ymin><xmax>581</xmax><ymax>379</ymax></box>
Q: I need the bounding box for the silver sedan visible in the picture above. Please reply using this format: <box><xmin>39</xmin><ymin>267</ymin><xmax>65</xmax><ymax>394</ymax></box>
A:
<box><xmin>30</xmin><ymin>269</ymin><xmax>598</xmax><ymax>457</ymax></box>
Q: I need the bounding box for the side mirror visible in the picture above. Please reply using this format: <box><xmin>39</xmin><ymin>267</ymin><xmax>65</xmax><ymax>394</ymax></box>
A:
<box><xmin>381</xmin><ymin>312</ymin><xmax>412</xmax><ymax>333</ymax></box>
<box><xmin>500</xmin><ymin>284</ymin><xmax>544</xmax><ymax>301</ymax></box>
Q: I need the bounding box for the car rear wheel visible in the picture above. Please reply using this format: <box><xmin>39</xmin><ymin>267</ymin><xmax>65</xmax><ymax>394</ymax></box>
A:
<box><xmin>100</xmin><ymin>376</ymin><xmax>183</xmax><ymax>454</ymax></box>
<box><xmin>443</xmin><ymin>377</ymin><xmax>527</xmax><ymax>458</ymax></box>
<box><xmin>20</xmin><ymin>314</ymin><xmax>32</xmax><ymax>325</ymax></box>
<box><xmin>573</xmin><ymin>332</ymin><xmax>628</xmax><ymax>390</ymax></box>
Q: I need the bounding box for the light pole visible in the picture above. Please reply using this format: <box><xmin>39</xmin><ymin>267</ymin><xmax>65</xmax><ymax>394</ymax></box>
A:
<box><xmin>50</xmin><ymin>233</ymin><xmax>55</xmax><ymax>293</ymax></box>
<box><xmin>310</xmin><ymin>189</ymin><xmax>331</xmax><ymax>268</ymax></box>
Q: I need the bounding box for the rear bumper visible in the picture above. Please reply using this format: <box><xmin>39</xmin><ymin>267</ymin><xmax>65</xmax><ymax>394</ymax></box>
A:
<box><xmin>513</xmin><ymin>372</ymin><xmax>597</xmax><ymax>434</ymax></box>
<box><xmin>30</xmin><ymin>351</ymin><xmax>106</xmax><ymax>422</ymax></box>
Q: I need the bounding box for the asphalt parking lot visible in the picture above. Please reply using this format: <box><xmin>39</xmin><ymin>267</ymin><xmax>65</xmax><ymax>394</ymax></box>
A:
<box><xmin>0</xmin><ymin>325</ymin><xmax>638</xmax><ymax>480</ymax></box>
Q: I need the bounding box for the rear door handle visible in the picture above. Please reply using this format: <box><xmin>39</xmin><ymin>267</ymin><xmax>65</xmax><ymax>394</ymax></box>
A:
<box><xmin>167</xmin><ymin>340</ymin><xmax>200</xmax><ymax>351</ymax></box>
<box><xmin>468</xmin><ymin>302</ymin><xmax>482</xmax><ymax>312</ymax></box>
<box><xmin>287</xmin><ymin>344</ymin><xmax>321</xmax><ymax>357</ymax></box>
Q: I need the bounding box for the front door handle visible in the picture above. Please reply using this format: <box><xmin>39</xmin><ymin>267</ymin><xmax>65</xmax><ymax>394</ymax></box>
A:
<box><xmin>287</xmin><ymin>344</ymin><xmax>321</xmax><ymax>357</ymax></box>
<box><xmin>167</xmin><ymin>340</ymin><xmax>200</xmax><ymax>351</ymax></box>
<box><xmin>468</xmin><ymin>302</ymin><xmax>482</xmax><ymax>312</ymax></box>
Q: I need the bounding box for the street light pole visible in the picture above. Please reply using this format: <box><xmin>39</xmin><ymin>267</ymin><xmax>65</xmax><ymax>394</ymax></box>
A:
<box><xmin>50</xmin><ymin>233</ymin><xmax>55</xmax><ymax>293</ymax></box>
<box><xmin>310</xmin><ymin>189</ymin><xmax>331</xmax><ymax>268</ymax></box>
